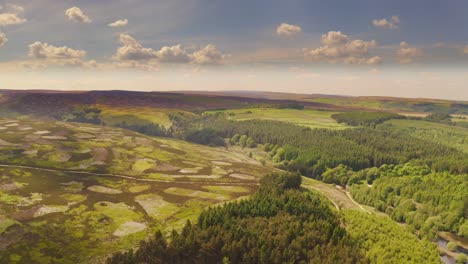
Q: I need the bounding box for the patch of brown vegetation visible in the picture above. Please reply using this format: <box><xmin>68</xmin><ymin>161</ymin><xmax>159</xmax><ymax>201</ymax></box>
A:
<box><xmin>12</xmin><ymin>205</ymin><xmax>41</xmax><ymax>221</ymax></box>
<box><xmin>92</xmin><ymin>147</ymin><xmax>109</xmax><ymax>162</ymax></box>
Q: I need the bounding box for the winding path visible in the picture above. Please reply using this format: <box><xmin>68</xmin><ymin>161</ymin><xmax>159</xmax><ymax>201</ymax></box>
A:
<box><xmin>301</xmin><ymin>178</ymin><xmax>372</xmax><ymax>214</ymax></box>
<box><xmin>345</xmin><ymin>190</ymin><xmax>372</xmax><ymax>214</ymax></box>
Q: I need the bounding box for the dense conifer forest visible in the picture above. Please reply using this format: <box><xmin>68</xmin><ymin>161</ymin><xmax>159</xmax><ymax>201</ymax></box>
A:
<box><xmin>331</xmin><ymin>112</ymin><xmax>404</xmax><ymax>126</ymax></box>
<box><xmin>108</xmin><ymin>173</ymin><xmax>443</xmax><ymax>264</ymax></box>
<box><xmin>107</xmin><ymin>173</ymin><xmax>368</xmax><ymax>264</ymax></box>
<box><xmin>204</xmin><ymin>117</ymin><xmax>467</xmax><ymax>176</ymax></box>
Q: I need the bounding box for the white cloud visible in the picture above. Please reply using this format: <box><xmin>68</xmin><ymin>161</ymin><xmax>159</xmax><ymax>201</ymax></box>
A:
<box><xmin>321</xmin><ymin>31</ymin><xmax>348</xmax><ymax>45</ymax></box>
<box><xmin>113</xmin><ymin>34</ymin><xmax>226</xmax><ymax>65</ymax></box>
<box><xmin>191</xmin><ymin>44</ymin><xmax>225</xmax><ymax>65</ymax></box>
<box><xmin>108</xmin><ymin>19</ymin><xmax>128</xmax><ymax>27</ymax></box>
<box><xmin>0</xmin><ymin>13</ymin><xmax>26</xmax><ymax>26</ymax></box>
<box><xmin>366</xmin><ymin>56</ymin><xmax>383</xmax><ymax>65</ymax></box>
<box><xmin>113</xmin><ymin>34</ymin><xmax>158</xmax><ymax>61</ymax></box>
<box><xmin>0</xmin><ymin>32</ymin><xmax>7</xmax><ymax>47</ymax></box>
<box><xmin>65</xmin><ymin>7</ymin><xmax>91</xmax><ymax>23</ymax></box>
<box><xmin>397</xmin><ymin>41</ymin><xmax>423</xmax><ymax>64</ymax></box>
<box><xmin>373</xmin><ymin>16</ymin><xmax>400</xmax><ymax>29</ymax></box>
<box><xmin>156</xmin><ymin>44</ymin><xmax>191</xmax><ymax>63</ymax></box>
<box><xmin>119</xmin><ymin>34</ymin><xmax>140</xmax><ymax>47</ymax></box>
<box><xmin>304</xmin><ymin>31</ymin><xmax>381</xmax><ymax>64</ymax></box>
<box><xmin>23</xmin><ymin>41</ymin><xmax>98</xmax><ymax>69</ymax></box>
<box><xmin>0</xmin><ymin>4</ymin><xmax>26</xmax><ymax>26</ymax></box>
<box><xmin>276</xmin><ymin>23</ymin><xmax>302</xmax><ymax>36</ymax></box>
<box><xmin>28</xmin><ymin>42</ymin><xmax>87</xmax><ymax>59</ymax></box>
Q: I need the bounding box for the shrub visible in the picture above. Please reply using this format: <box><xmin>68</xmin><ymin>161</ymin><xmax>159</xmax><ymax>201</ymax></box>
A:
<box><xmin>447</xmin><ymin>241</ymin><xmax>457</xmax><ymax>252</ymax></box>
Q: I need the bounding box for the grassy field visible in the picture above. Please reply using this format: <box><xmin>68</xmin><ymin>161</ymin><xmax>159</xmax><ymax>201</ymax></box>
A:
<box><xmin>301</xmin><ymin>177</ymin><xmax>358</xmax><ymax>211</ymax></box>
<box><xmin>307</xmin><ymin>97</ymin><xmax>468</xmax><ymax>114</ymax></box>
<box><xmin>0</xmin><ymin>118</ymin><xmax>271</xmax><ymax>263</ymax></box>
<box><xmin>382</xmin><ymin>119</ymin><xmax>468</xmax><ymax>153</ymax></box>
<box><xmin>98</xmin><ymin>105</ymin><xmax>197</xmax><ymax>128</ymax></box>
<box><xmin>309</xmin><ymin>97</ymin><xmax>383</xmax><ymax>109</ymax></box>
<box><xmin>207</xmin><ymin>108</ymin><xmax>350</xmax><ymax>129</ymax></box>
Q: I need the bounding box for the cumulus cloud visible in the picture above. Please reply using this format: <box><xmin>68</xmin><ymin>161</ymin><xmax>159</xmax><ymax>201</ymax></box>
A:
<box><xmin>191</xmin><ymin>44</ymin><xmax>225</xmax><ymax>65</ymax></box>
<box><xmin>320</xmin><ymin>31</ymin><xmax>349</xmax><ymax>45</ymax></box>
<box><xmin>113</xmin><ymin>34</ymin><xmax>158</xmax><ymax>61</ymax></box>
<box><xmin>0</xmin><ymin>32</ymin><xmax>7</xmax><ymax>47</ymax></box>
<box><xmin>29</xmin><ymin>41</ymin><xmax>86</xmax><ymax>59</ymax></box>
<box><xmin>25</xmin><ymin>41</ymin><xmax>99</xmax><ymax>69</ymax></box>
<box><xmin>65</xmin><ymin>7</ymin><xmax>91</xmax><ymax>23</ymax></box>
<box><xmin>114</xmin><ymin>34</ymin><xmax>191</xmax><ymax>63</ymax></box>
<box><xmin>113</xmin><ymin>34</ymin><xmax>226</xmax><ymax>65</ymax></box>
<box><xmin>373</xmin><ymin>16</ymin><xmax>400</xmax><ymax>29</ymax></box>
<box><xmin>108</xmin><ymin>18</ymin><xmax>128</xmax><ymax>27</ymax></box>
<box><xmin>397</xmin><ymin>41</ymin><xmax>423</xmax><ymax>64</ymax></box>
<box><xmin>0</xmin><ymin>13</ymin><xmax>26</xmax><ymax>26</ymax></box>
<box><xmin>304</xmin><ymin>31</ymin><xmax>381</xmax><ymax>64</ymax></box>
<box><xmin>0</xmin><ymin>3</ymin><xmax>26</xmax><ymax>26</ymax></box>
<box><xmin>366</xmin><ymin>56</ymin><xmax>383</xmax><ymax>65</ymax></box>
<box><xmin>276</xmin><ymin>23</ymin><xmax>302</xmax><ymax>36</ymax></box>
<box><xmin>156</xmin><ymin>44</ymin><xmax>191</xmax><ymax>63</ymax></box>
<box><xmin>29</xmin><ymin>42</ymin><xmax>87</xmax><ymax>59</ymax></box>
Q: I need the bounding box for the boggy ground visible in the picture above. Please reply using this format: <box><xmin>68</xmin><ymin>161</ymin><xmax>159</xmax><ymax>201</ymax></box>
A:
<box><xmin>0</xmin><ymin>118</ymin><xmax>271</xmax><ymax>263</ymax></box>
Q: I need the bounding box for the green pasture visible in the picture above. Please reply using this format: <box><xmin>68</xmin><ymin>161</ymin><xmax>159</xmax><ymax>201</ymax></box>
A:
<box><xmin>208</xmin><ymin>108</ymin><xmax>350</xmax><ymax>129</ymax></box>
<box><xmin>99</xmin><ymin>106</ymin><xmax>196</xmax><ymax>128</ymax></box>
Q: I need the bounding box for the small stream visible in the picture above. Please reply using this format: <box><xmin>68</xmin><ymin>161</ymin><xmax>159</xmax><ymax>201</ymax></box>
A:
<box><xmin>440</xmin><ymin>255</ymin><xmax>455</xmax><ymax>264</ymax></box>
<box><xmin>438</xmin><ymin>235</ymin><xmax>467</xmax><ymax>264</ymax></box>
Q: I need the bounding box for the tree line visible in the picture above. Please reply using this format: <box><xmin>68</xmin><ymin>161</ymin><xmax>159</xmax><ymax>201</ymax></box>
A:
<box><xmin>202</xmin><ymin>117</ymin><xmax>467</xmax><ymax>177</ymax></box>
<box><xmin>331</xmin><ymin>111</ymin><xmax>404</xmax><ymax>126</ymax></box>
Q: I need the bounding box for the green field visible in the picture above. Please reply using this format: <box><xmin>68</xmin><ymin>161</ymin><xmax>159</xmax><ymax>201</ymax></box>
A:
<box><xmin>99</xmin><ymin>106</ymin><xmax>196</xmax><ymax>128</ymax></box>
<box><xmin>0</xmin><ymin>118</ymin><xmax>271</xmax><ymax>263</ymax></box>
<box><xmin>208</xmin><ymin>108</ymin><xmax>350</xmax><ymax>129</ymax></box>
<box><xmin>307</xmin><ymin>97</ymin><xmax>468</xmax><ymax>114</ymax></box>
<box><xmin>310</xmin><ymin>97</ymin><xmax>384</xmax><ymax>109</ymax></box>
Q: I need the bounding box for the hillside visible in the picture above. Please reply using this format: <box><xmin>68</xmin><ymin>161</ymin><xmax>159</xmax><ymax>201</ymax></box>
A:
<box><xmin>0</xmin><ymin>118</ymin><xmax>271</xmax><ymax>263</ymax></box>
<box><xmin>0</xmin><ymin>90</ymin><xmax>466</xmax><ymax>263</ymax></box>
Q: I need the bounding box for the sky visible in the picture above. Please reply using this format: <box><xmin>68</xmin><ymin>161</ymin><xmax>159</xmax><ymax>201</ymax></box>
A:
<box><xmin>0</xmin><ymin>0</ymin><xmax>467</xmax><ymax>100</ymax></box>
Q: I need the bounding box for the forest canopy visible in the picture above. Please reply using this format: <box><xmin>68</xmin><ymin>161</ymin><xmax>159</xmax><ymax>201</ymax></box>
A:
<box><xmin>107</xmin><ymin>173</ymin><xmax>367</xmax><ymax>264</ymax></box>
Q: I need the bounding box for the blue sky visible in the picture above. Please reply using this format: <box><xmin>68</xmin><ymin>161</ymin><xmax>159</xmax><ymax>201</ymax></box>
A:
<box><xmin>0</xmin><ymin>0</ymin><xmax>467</xmax><ymax>99</ymax></box>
